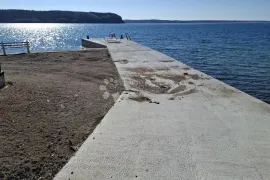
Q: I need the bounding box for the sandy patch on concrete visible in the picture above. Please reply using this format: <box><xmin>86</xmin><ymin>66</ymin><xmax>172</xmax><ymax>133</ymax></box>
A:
<box><xmin>128</xmin><ymin>67</ymin><xmax>154</xmax><ymax>73</ymax></box>
<box><xmin>129</xmin><ymin>93</ymin><xmax>160</xmax><ymax>104</ymax></box>
<box><xmin>174</xmin><ymin>88</ymin><xmax>198</xmax><ymax>97</ymax></box>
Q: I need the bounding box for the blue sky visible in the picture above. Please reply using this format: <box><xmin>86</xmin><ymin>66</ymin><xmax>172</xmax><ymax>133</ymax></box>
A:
<box><xmin>1</xmin><ymin>0</ymin><xmax>270</xmax><ymax>20</ymax></box>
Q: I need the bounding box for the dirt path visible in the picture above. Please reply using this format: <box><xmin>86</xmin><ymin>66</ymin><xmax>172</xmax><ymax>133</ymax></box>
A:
<box><xmin>0</xmin><ymin>50</ymin><xmax>123</xmax><ymax>180</ymax></box>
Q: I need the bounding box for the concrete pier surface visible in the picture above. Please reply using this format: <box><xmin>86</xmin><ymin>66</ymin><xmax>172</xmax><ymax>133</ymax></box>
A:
<box><xmin>55</xmin><ymin>39</ymin><xmax>270</xmax><ymax>180</ymax></box>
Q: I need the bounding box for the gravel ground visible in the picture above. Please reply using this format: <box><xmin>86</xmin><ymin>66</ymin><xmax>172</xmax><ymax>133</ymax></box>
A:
<box><xmin>0</xmin><ymin>50</ymin><xmax>123</xmax><ymax>180</ymax></box>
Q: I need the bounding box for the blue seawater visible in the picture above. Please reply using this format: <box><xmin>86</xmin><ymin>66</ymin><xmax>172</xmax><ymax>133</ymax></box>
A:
<box><xmin>0</xmin><ymin>23</ymin><xmax>269</xmax><ymax>103</ymax></box>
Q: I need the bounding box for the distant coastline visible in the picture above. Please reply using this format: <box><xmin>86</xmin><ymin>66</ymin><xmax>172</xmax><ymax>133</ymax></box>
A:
<box><xmin>125</xmin><ymin>19</ymin><xmax>270</xmax><ymax>23</ymax></box>
<box><xmin>0</xmin><ymin>10</ymin><xmax>124</xmax><ymax>23</ymax></box>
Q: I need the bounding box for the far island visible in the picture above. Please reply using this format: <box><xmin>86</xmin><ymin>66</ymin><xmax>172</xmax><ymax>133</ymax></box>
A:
<box><xmin>0</xmin><ymin>10</ymin><xmax>124</xmax><ymax>23</ymax></box>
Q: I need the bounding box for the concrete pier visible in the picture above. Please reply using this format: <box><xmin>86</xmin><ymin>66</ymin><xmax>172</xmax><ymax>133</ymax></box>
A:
<box><xmin>55</xmin><ymin>39</ymin><xmax>270</xmax><ymax>180</ymax></box>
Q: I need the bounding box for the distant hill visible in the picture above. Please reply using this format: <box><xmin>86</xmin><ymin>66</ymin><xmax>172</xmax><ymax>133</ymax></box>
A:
<box><xmin>0</xmin><ymin>10</ymin><xmax>124</xmax><ymax>23</ymax></box>
<box><xmin>125</xmin><ymin>19</ymin><xmax>269</xmax><ymax>23</ymax></box>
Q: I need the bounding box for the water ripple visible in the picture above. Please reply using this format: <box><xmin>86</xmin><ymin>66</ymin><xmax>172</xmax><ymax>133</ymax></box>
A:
<box><xmin>0</xmin><ymin>23</ymin><xmax>269</xmax><ymax>103</ymax></box>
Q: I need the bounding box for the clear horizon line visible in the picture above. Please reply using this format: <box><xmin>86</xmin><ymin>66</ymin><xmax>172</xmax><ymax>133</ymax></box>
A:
<box><xmin>124</xmin><ymin>19</ymin><xmax>270</xmax><ymax>22</ymax></box>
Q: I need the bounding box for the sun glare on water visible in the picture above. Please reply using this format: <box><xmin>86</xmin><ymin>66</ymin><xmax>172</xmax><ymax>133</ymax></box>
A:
<box><xmin>1</xmin><ymin>23</ymin><xmax>71</xmax><ymax>51</ymax></box>
<box><xmin>7</xmin><ymin>23</ymin><xmax>60</xmax><ymax>29</ymax></box>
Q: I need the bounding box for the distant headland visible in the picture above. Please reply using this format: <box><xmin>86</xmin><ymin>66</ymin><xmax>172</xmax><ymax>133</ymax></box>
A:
<box><xmin>0</xmin><ymin>10</ymin><xmax>124</xmax><ymax>23</ymax></box>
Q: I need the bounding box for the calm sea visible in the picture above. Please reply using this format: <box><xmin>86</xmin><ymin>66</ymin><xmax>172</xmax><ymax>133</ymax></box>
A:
<box><xmin>0</xmin><ymin>23</ymin><xmax>269</xmax><ymax>103</ymax></box>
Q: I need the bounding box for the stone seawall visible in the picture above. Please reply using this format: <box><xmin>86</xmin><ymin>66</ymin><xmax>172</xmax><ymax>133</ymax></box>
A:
<box><xmin>82</xmin><ymin>39</ymin><xmax>107</xmax><ymax>48</ymax></box>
